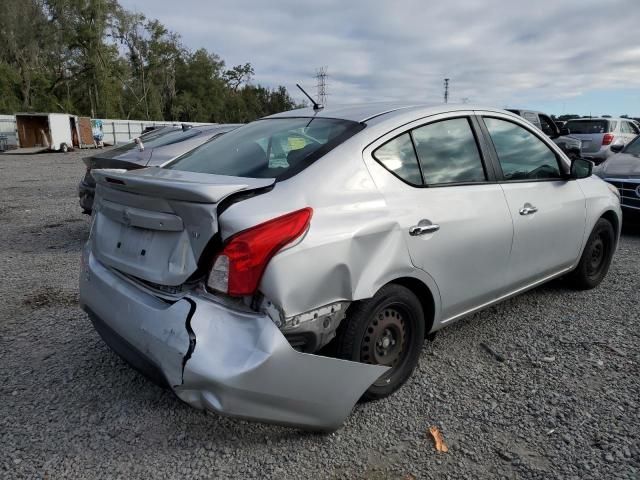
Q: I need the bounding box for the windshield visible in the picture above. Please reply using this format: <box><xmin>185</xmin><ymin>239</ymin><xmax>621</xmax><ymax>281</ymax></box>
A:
<box><xmin>110</xmin><ymin>127</ymin><xmax>202</xmax><ymax>154</ymax></box>
<box><xmin>566</xmin><ymin>120</ymin><xmax>609</xmax><ymax>134</ymax></box>
<box><xmin>624</xmin><ymin>136</ymin><xmax>640</xmax><ymax>155</ymax></box>
<box><xmin>166</xmin><ymin>118</ymin><xmax>364</xmax><ymax>180</ymax></box>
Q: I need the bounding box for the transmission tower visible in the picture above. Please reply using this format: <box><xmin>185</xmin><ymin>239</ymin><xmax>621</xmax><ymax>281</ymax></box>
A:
<box><xmin>443</xmin><ymin>78</ymin><xmax>450</xmax><ymax>104</ymax></box>
<box><xmin>316</xmin><ymin>67</ymin><xmax>328</xmax><ymax>106</ymax></box>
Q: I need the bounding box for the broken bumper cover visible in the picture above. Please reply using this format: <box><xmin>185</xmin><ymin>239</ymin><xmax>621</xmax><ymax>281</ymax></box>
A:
<box><xmin>79</xmin><ymin>247</ymin><xmax>388</xmax><ymax>431</ymax></box>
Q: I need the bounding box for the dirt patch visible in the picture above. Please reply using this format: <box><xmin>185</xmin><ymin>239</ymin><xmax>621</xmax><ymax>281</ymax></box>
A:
<box><xmin>22</xmin><ymin>286</ymin><xmax>78</xmax><ymax>309</ymax></box>
<box><xmin>0</xmin><ymin>205</ymin><xmax>19</xmax><ymax>220</ymax></box>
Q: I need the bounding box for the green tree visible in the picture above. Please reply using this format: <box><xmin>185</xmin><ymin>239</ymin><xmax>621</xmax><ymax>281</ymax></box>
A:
<box><xmin>0</xmin><ymin>0</ymin><xmax>298</xmax><ymax>122</ymax></box>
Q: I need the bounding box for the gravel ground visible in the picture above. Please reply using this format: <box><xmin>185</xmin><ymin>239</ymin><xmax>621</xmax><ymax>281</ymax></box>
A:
<box><xmin>1</xmin><ymin>151</ymin><xmax>639</xmax><ymax>479</ymax></box>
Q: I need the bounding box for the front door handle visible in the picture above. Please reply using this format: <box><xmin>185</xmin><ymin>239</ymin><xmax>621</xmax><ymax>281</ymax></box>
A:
<box><xmin>519</xmin><ymin>203</ymin><xmax>538</xmax><ymax>216</ymax></box>
<box><xmin>409</xmin><ymin>221</ymin><xmax>440</xmax><ymax>236</ymax></box>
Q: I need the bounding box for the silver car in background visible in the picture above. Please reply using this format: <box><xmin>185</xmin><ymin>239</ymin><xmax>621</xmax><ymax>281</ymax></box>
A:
<box><xmin>565</xmin><ymin>117</ymin><xmax>639</xmax><ymax>164</ymax></box>
<box><xmin>595</xmin><ymin>135</ymin><xmax>640</xmax><ymax>215</ymax></box>
<box><xmin>78</xmin><ymin>124</ymin><xmax>241</xmax><ymax>212</ymax></box>
<box><xmin>80</xmin><ymin>103</ymin><xmax>621</xmax><ymax>430</ymax></box>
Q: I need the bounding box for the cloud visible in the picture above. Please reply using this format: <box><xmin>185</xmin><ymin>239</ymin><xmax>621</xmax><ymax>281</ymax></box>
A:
<box><xmin>119</xmin><ymin>0</ymin><xmax>640</xmax><ymax>113</ymax></box>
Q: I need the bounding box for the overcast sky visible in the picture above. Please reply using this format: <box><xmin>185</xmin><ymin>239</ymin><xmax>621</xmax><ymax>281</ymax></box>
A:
<box><xmin>120</xmin><ymin>0</ymin><xmax>640</xmax><ymax>116</ymax></box>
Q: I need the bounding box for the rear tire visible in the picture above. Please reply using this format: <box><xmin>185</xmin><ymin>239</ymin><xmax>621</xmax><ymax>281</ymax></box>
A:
<box><xmin>335</xmin><ymin>284</ymin><xmax>425</xmax><ymax>401</ymax></box>
<box><xmin>567</xmin><ymin>218</ymin><xmax>615</xmax><ymax>290</ymax></box>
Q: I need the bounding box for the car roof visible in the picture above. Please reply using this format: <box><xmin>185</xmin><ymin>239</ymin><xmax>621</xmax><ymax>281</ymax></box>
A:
<box><xmin>264</xmin><ymin>102</ymin><xmax>509</xmax><ymax>123</ymax></box>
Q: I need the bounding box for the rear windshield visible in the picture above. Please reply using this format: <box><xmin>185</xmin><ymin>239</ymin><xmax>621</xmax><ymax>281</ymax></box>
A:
<box><xmin>110</xmin><ymin>127</ymin><xmax>201</xmax><ymax>154</ymax></box>
<box><xmin>166</xmin><ymin>118</ymin><xmax>364</xmax><ymax>180</ymax></box>
<box><xmin>566</xmin><ymin>120</ymin><xmax>609</xmax><ymax>134</ymax></box>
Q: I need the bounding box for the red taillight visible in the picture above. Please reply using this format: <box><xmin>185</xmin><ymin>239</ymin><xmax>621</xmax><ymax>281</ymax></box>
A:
<box><xmin>207</xmin><ymin>208</ymin><xmax>313</xmax><ymax>296</ymax></box>
<box><xmin>602</xmin><ymin>133</ymin><xmax>614</xmax><ymax>146</ymax></box>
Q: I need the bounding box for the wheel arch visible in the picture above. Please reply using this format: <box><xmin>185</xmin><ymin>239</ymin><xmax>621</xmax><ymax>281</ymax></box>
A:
<box><xmin>600</xmin><ymin>209</ymin><xmax>620</xmax><ymax>243</ymax></box>
<box><xmin>385</xmin><ymin>277</ymin><xmax>436</xmax><ymax>336</ymax></box>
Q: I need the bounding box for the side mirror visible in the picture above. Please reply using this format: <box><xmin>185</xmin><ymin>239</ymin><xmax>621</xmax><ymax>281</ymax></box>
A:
<box><xmin>570</xmin><ymin>158</ymin><xmax>593</xmax><ymax>179</ymax></box>
<box><xmin>610</xmin><ymin>143</ymin><xmax>624</xmax><ymax>153</ymax></box>
<box><xmin>559</xmin><ymin>127</ymin><xmax>570</xmax><ymax>136</ymax></box>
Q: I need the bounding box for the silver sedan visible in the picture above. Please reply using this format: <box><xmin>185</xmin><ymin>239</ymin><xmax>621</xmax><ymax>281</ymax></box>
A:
<box><xmin>80</xmin><ymin>103</ymin><xmax>621</xmax><ymax>430</ymax></box>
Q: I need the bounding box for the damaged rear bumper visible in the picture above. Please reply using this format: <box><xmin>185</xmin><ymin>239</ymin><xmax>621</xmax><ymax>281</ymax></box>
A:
<box><xmin>79</xmin><ymin>247</ymin><xmax>388</xmax><ymax>431</ymax></box>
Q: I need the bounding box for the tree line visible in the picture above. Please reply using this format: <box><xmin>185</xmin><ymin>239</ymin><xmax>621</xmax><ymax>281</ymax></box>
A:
<box><xmin>0</xmin><ymin>0</ymin><xmax>301</xmax><ymax>122</ymax></box>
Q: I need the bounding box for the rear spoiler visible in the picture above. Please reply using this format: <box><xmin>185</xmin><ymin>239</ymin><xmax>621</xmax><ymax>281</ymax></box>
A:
<box><xmin>92</xmin><ymin>167</ymin><xmax>275</xmax><ymax>204</ymax></box>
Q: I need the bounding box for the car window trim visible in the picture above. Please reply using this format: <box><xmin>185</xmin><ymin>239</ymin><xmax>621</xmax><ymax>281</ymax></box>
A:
<box><xmin>370</xmin><ymin>114</ymin><xmax>496</xmax><ymax>189</ymax></box>
<box><xmin>477</xmin><ymin>114</ymin><xmax>568</xmax><ymax>183</ymax></box>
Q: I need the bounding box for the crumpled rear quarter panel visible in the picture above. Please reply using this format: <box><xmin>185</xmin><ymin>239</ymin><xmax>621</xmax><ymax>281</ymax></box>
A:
<box><xmin>218</xmin><ymin>138</ymin><xmax>441</xmax><ymax>319</ymax></box>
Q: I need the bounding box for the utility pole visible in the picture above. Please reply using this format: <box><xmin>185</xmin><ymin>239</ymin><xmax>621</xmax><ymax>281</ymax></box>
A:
<box><xmin>443</xmin><ymin>78</ymin><xmax>450</xmax><ymax>104</ymax></box>
<box><xmin>316</xmin><ymin>67</ymin><xmax>328</xmax><ymax>106</ymax></box>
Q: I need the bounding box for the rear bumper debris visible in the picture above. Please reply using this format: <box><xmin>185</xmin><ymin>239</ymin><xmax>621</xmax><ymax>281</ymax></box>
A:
<box><xmin>79</xmin><ymin>246</ymin><xmax>388</xmax><ymax>431</ymax></box>
<box><xmin>78</xmin><ymin>180</ymin><xmax>95</xmax><ymax>212</ymax></box>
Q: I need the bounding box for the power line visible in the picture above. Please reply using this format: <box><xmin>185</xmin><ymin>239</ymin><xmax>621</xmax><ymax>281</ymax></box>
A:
<box><xmin>316</xmin><ymin>67</ymin><xmax>328</xmax><ymax>106</ymax></box>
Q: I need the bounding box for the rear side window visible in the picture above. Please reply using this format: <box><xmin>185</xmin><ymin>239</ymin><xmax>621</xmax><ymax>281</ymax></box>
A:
<box><xmin>373</xmin><ymin>133</ymin><xmax>422</xmax><ymax>185</ymax></box>
<box><xmin>566</xmin><ymin>120</ymin><xmax>609</xmax><ymax>134</ymax></box>
<box><xmin>411</xmin><ymin>118</ymin><xmax>486</xmax><ymax>185</ymax></box>
<box><xmin>167</xmin><ymin>118</ymin><xmax>363</xmax><ymax>180</ymax></box>
<box><xmin>484</xmin><ymin>117</ymin><xmax>561</xmax><ymax>181</ymax></box>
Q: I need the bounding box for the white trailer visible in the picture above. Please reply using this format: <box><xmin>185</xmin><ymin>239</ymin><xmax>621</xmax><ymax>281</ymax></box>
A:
<box><xmin>15</xmin><ymin>113</ymin><xmax>77</xmax><ymax>152</ymax></box>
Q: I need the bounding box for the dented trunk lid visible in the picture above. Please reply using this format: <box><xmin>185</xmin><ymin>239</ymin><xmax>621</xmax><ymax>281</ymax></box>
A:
<box><xmin>91</xmin><ymin>167</ymin><xmax>274</xmax><ymax>286</ymax></box>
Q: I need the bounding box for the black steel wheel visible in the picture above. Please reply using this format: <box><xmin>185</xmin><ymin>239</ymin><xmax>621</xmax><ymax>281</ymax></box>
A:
<box><xmin>568</xmin><ymin>218</ymin><xmax>615</xmax><ymax>290</ymax></box>
<box><xmin>336</xmin><ymin>284</ymin><xmax>425</xmax><ymax>400</ymax></box>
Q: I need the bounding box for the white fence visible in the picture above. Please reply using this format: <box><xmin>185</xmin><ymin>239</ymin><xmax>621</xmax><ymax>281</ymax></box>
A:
<box><xmin>99</xmin><ymin>119</ymin><xmax>214</xmax><ymax>145</ymax></box>
<box><xmin>0</xmin><ymin>114</ymin><xmax>215</xmax><ymax>150</ymax></box>
<box><xmin>0</xmin><ymin>114</ymin><xmax>18</xmax><ymax>150</ymax></box>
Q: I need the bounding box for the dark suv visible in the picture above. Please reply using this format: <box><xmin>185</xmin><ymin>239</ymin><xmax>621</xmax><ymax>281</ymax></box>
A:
<box><xmin>507</xmin><ymin>109</ymin><xmax>582</xmax><ymax>160</ymax></box>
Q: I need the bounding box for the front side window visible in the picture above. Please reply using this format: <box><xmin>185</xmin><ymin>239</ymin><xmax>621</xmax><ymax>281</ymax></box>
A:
<box><xmin>372</xmin><ymin>133</ymin><xmax>422</xmax><ymax>185</ymax></box>
<box><xmin>167</xmin><ymin>118</ymin><xmax>363</xmax><ymax>180</ymax></box>
<box><xmin>411</xmin><ymin>118</ymin><xmax>486</xmax><ymax>185</ymax></box>
<box><xmin>484</xmin><ymin>117</ymin><xmax>561</xmax><ymax>181</ymax></box>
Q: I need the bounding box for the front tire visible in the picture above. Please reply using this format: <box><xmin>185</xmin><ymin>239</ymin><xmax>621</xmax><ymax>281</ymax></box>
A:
<box><xmin>568</xmin><ymin>218</ymin><xmax>615</xmax><ymax>290</ymax></box>
<box><xmin>335</xmin><ymin>284</ymin><xmax>425</xmax><ymax>401</ymax></box>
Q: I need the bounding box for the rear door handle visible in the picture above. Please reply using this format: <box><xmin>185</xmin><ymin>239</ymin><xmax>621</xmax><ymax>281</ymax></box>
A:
<box><xmin>519</xmin><ymin>203</ymin><xmax>538</xmax><ymax>216</ymax></box>
<box><xmin>409</xmin><ymin>222</ymin><xmax>440</xmax><ymax>236</ymax></box>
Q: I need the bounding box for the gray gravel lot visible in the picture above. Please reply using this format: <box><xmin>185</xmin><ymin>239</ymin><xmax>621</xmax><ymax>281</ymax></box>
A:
<box><xmin>1</xmin><ymin>151</ymin><xmax>639</xmax><ymax>479</ymax></box>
